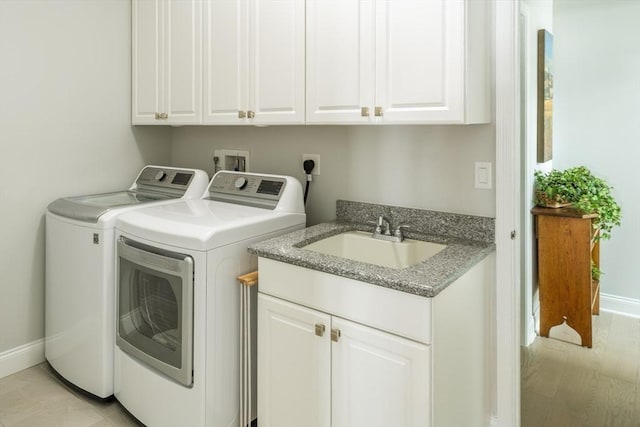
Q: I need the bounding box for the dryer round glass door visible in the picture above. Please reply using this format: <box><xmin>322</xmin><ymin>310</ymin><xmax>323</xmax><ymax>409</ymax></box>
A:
<box><xmin>116</xmin><ymin>238</ymin><xmax>194</xmax><ymax>387</ymax></box>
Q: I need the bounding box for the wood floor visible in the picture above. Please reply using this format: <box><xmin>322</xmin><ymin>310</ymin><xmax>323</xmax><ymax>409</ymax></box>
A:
<box><xmin>522</xmin><ymin>311</ymin><xmax>640</xmax><ymax>426</ymax></box>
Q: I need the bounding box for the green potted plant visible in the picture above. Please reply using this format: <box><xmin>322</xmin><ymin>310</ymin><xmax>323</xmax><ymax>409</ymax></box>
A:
<box><xmin>534</xmin><ymin>166</ymin><xmax>622</xmax><ymax>240</ymax></box>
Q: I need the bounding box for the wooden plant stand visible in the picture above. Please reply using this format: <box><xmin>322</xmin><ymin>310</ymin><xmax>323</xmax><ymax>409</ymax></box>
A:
<box><xmin>532</xmin><ymin>206</ymin><xmax>600</xmax><ymax>348</ymax></box>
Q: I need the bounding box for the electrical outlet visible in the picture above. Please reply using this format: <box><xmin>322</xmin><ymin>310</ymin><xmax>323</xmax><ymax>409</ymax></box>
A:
<box><xmin>474</xmin><ymin>161</ymin><xmax>492</xmax><ymax>189</ymax></box>
<box><xmin>302</xmin><ymin>154</ymin><xmax>320</xmax><ymax>176</ymax></box>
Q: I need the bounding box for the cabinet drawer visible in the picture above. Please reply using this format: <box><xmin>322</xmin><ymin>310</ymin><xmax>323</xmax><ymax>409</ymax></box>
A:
<box><xmin>258</xmin><ymin>258</ymin><xmax>432</xmax><ymax>344</ymax></box>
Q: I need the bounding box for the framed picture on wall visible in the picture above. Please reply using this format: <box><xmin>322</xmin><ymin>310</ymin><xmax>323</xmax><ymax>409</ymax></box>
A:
<box><xmin>537</xmin><ymin>29</ymin><xmax>553</xmax><ymax>163</ymax></box>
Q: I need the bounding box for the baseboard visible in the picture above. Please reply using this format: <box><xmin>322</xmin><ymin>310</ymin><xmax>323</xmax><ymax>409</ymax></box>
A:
<box><xmin>600</xmin><ymin>293</ymin><xmax>640</xmax><ymax>318</ymax></box>
<box><xmin>523</xmin><ymin>289</ymin><xmax>540</xmax><ymax>346</ymax></box>
<box><xmin>0</xmin><ymin>338</ymin><xmax>45</xmax><ymax>379</ymax></box>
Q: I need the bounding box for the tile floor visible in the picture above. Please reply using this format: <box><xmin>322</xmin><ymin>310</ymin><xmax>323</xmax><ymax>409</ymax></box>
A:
<box><xmin>0</xmin><ymin>363</ymin><xmax>139</xmax><ymax>427</ymax></box>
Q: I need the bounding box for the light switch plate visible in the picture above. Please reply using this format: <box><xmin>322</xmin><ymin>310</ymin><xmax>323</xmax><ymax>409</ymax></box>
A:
<box><xmin>474</xmin><ymin>162</ymin><xmax>492</xmax><ymax>189</ymax></box>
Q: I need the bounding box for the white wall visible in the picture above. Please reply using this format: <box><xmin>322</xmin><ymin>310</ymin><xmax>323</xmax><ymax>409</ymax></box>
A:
<box><xmin>520</xmin><ymin>0</ymin><xmax>553</xmax><ymax>344</ymax></box>
<box><xmin>170</xmin><ymin>125</ymin><xmax>496</xmax><ymax>226</ymax></box>
<box><xmin>553</xmin><ymin>0</ymin><xmax>640</xmax><ymax>303</ymax></box>
<box><xmin>0</xmin><ymin>1</ymin><xmax>171</xmax><ymax>355</ymax></box>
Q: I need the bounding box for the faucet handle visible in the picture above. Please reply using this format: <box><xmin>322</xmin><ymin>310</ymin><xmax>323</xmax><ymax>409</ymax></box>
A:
<box><xmin>367</xmin><ymin>219</ymin><xmax>383</xmax><ymax>234</ymax></box>
<box><xmin>393</xmin><ymin>224</ymin><xmax>410</xmax><ymax>239</ymax></box>
<box><xmin>378</xmin><ymin>216</ymin><xmax>392</xmax><ymax>235</ymax></box>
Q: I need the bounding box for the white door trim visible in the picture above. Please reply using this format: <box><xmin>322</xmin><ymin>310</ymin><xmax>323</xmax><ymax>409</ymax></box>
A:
<box><xmin>494</xmin><ymin>0</ymin><xmax>521</xmax><ymax>426</ymax></box>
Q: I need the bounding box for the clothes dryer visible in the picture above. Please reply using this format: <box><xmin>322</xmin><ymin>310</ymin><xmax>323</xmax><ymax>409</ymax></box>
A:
<box><xmin>113</xmin><ymin>171</ymin><xmax>305</xmax><ymax>427</ymax></box>
<box><xmin>45</xmin><ymin>165</ymin><xmax>209</xmax><ymax>399</ymax></box>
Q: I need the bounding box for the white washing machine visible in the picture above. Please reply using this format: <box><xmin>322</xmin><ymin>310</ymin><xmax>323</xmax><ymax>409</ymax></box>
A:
<box><xmin>113</xmin><ymin>171</ymin><xmax>305</xmax><ymax>427</ymax></box>
<box><xmin>45</xmin><ymin>165</ymin><xmax>209</xmax><ymax>399</ymax></box>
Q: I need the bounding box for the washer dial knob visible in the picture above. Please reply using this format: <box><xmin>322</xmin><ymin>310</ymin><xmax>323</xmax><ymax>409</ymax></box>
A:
<box><xmin>234</xmin><ymin>177</ymin><xmax>248</xmax><ymax>190</ymax></box>
<box><xmin>155</xmin><ymin>170</ymin><xmax>166</xmax><ymax>181</ymax></box>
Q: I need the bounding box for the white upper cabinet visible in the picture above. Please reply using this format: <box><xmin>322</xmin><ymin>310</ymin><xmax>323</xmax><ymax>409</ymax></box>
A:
<box><xmin>132</xmin><ymin>0</ymin><xmax>201</xmax><ymax>125</ymax></box>
<box><xmin>203</xmin><ymin>0</ymin><xmax>305</xmax><ymax>125</ymax></box>
<box><xmin>133</xmin><ymin>0</ymin><xmax>488</xmax><ymax>126</ymax></box>
<box><xmin>306</xmin><ymin>0</ymin><xmax>490</xmax><ymax>124</ymax></box>
<box><xmin>306</xmin><ymin>0</ymin><xmax>375</xmax><ymax>124</ymax></box>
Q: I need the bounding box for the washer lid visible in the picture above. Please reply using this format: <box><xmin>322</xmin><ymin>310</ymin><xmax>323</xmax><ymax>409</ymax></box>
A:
<box><xmin>47</xmin><ymin>190</ymin><xmax>172</xmax><ymax>223</ymax></box>
<box><xmin>46</xmin><ymin>166</ymin><xmax>210</xmax><ymax>223</ymax></box>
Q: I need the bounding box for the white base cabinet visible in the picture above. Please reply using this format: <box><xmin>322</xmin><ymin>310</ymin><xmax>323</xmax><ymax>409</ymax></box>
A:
<box><xmin>257</xmin><ymin>255</ymin><xmax>494</xmax><ymax>427</ymax></box>
<box><xmin>258</xmin><ymin>294</ymin><xmax>430</xmax><ymax>427</ymax></box>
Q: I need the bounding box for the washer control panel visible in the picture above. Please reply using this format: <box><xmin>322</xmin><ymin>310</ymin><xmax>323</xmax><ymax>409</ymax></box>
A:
<box><xmin>136</xmin><ymin>167</ymin><xmax>195</xmax><ymax>193</ymax></box>
<box><xmin>208</xmin><ymin>171</ymin><xmax>289</xmax><ymax>209</ymax></box>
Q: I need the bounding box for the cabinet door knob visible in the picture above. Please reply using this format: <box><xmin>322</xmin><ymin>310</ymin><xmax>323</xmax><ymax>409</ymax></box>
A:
<box><xmin>247</xmin><ymin>110</ymin><xmax>255</xmax><ymax>119</ymax></box>
<box><xmin>238</xmin><ymin>110</ymin><xmax>247</xmax><ymax>119</ymax></box>
<box><xmin>375</xmin><ymin>106</ymin><xmax>383</xmax><ymax>117</ymax></box>
<box><xmin>315</xmin><ymin>323</ymin><xmax>326</xmax><ymax>337</ymax></box>
<box><xmin>331</xmin><ymin>328</ymin><xmax>341</xmax><ymax>342</ymax></box>
<box><xmin>361</xmin><ymin>107</ymin><xmax>370</xmax><ymax>117</ymax></box>
<box><xmin>155</xmin><ymin>112</ymin><xmax>161</xmax><ymax>120</ymax></box>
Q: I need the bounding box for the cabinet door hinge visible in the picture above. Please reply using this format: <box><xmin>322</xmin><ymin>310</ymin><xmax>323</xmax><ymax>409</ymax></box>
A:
<box><xmin>510</xmin><ymin>230</ymin><xmax>517</xmax><ymax>240</ymax></box>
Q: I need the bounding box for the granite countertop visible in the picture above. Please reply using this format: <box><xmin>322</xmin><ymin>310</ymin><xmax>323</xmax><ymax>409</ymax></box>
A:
<box><xmin>249</xmin><ymin>201</ymin><xmax>496</xmax><ymax>298</ymax></box>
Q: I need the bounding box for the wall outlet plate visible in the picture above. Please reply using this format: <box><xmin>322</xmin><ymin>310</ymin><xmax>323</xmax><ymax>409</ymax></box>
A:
<box><xmin>302</xmin><ymin>154</ymin><xmax>320</xmax><ymax>176</ymax></box>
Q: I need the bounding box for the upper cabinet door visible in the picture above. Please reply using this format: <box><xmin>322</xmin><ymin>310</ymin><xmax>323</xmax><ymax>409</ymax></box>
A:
<box><xmin>165</xmin><ymin>0</ymin><xmax>201</xmax><ymax>124</ymax></box>
<box><xmin>203</xmin><ymin>0</ymin><xmax>304</xmax><ymax>125</ymax></box>
<box><xmin>250</xmin><ymin>0</ymin><xmax>306</xmax><ymax>124</ymax></box>
<box><xmin>375</xmin><ymin>0</ymin><xmax>461</xmax><ymax>123</ymax></box>
<box><xmin>132</xmin><ymin>0</ymin><xmax>201</xmax><ymax>125</ymax></box>
<box><xmin>306</xmin><ymin>0</ymin><xmax>375</xmax><ymax>124</ymax></box>
<box><xmin>132</xmin><ymin>0</ymin><xmax>163</xmax><ymax>124</ymax></box>
<box><xmin>305</xmin><ymin>0</ymin><xmax>489</xmax><ymax>125</ymax></box>
<box><xmin>203</xmin><ymin>0</ymin><xmax>248</xmax><ymax>124</ymax></box>
<box><xmin>376</xmin><ymin>0</ymin><xmax>489</xmax><ymax>124</ymax></box>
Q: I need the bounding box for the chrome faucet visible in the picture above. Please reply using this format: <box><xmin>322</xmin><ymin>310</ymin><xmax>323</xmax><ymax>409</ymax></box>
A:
<box><xmin>371</xmin><ymin>216</ymin><xmax>408</xmax><ymax>242</ymax></box>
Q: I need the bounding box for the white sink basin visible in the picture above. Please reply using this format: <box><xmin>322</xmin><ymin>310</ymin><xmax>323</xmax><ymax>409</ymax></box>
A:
<box><xmin>303</xmin><ymin>231</ymin><xmax>446</xmax><ymax>269</ymax></box>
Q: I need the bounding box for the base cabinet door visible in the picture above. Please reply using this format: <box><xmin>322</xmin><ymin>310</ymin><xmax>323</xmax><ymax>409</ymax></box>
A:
<box><xmin>258</xmin><ymin>293</ymin><xmax>431</xmax><ymax>427</ymax></box>
<box><xmin>257</xmin><ymin>294</ymin><xmax>331</xmax><ymax>427</ymax></box>
<box><xmin>331</xmin><ymin>317</ymin><xmax>431</xmax><ymax>427</ymax></box>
